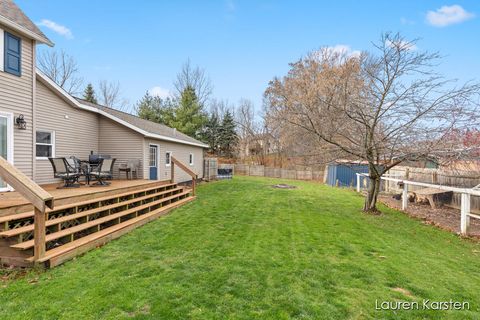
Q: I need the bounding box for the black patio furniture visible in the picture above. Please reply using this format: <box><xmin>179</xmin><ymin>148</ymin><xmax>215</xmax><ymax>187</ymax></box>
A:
<box><xmin>48</xmin><ymin>157</ymin><xmax>82</xmax><ymax>188</ymax></box>
<box><xmin>89</xmin><ymin>158</ymin><xmax>116</xmax><ymax>186</ymax></box>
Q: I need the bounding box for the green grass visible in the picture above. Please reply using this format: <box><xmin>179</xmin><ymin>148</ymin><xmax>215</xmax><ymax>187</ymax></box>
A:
<box><xmin>1</xmin><ymin>176</ymin><xmax>480</xmax><ymax>319</ymax></box>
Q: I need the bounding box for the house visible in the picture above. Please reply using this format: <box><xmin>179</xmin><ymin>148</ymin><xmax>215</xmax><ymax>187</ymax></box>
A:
<box><xmin>0</xmin><ymin>0</ymin><xmax>207</xmax><ymax>267</ymax></box>
<box><xmin>0</xmin><ymin>0</ymin><xmax>208</xmax><ymax>193</ymax></box>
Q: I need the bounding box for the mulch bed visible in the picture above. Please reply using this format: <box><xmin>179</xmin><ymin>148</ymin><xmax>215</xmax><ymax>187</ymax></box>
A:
<box><xmin>379</xmin><ymin>194</ymin><xmax>480</xmax><ymax>238</ymax></box>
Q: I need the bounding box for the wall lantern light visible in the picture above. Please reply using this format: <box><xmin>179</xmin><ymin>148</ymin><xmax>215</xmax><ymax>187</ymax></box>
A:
<box><xmin>15</xmin><ymin>114</ymin><xmax>27</xmax><ymax>130</ymax></box>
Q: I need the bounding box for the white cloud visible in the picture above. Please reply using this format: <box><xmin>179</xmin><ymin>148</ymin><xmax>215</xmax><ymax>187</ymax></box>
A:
<box><xmin>426</xmin><ymin>5</ymin><xmax>475</xmax><ymax>27</ymax></box>
<box><xmin>326</xmin><ymin>45</ymin><xmax>361</xmax><ymax>58</ymax></box>
<box><xmin>386</xmin><ymin>39</ymin><xmax>417</xmax><ymax>51</ymax></box>
<box><xmin>149</xmin><ymin>86</ymin><xmax>171</xmax><ymax>99</ymax></box>
<box><xmin>37</xmin><ymin>19</ymin><xmax>73</xmax><ymax>39</ymax></box>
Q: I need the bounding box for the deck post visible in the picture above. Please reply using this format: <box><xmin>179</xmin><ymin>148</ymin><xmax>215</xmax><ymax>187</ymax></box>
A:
<box><xmin>402</xmin><ymin>182</ymin><xmax>408</xmax><ymax>210</ymax></box>
<box><xmin>356</xmin><ymin>174</ymin><xmax>361</xmax><ymax>192</ymax></box>
<box><xmin>33</xmin><ymin>207</ymin><xmax>46</xmax><ymax>261</ymax></box>
<box><xmin>461</xmin><ymin>193</ymin><xmax>470</xmax><ymax>235</ymax></box>
<box><xmin>192</xmin><ymin>176</ymin><xmax>196</xmax><ymax>196</ymax></box>
<box><xmin>171</xmin><ymin>162</ymin><xmax>175</xmax><ymax>183</ymax></box>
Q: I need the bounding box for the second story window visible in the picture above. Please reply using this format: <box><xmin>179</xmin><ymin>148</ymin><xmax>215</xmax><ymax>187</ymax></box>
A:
<box><xmin>4</xmin><ymin>31</ymin><xmax>21</xmax><ymax>76</ymax></box>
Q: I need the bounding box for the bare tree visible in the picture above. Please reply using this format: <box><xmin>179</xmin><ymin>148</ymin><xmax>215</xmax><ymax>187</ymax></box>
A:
<box><xmin>98</xmin><ymin>80</ymin><xmax>129</xmax><ymax>111</ymax></box>
<box><xmin>265</xmin><ymin>33</ymin><xmax>480</xmax><ymax>212</ymax></box>
<box><xmin>174</xmin><ymin>59</ymin><xmax>213</xmax><ymax>106</ymax></box>
<box><xmin>38</xmin><ymin>50</ymin><xmax>83</xmax><ymax>94</ymax></box>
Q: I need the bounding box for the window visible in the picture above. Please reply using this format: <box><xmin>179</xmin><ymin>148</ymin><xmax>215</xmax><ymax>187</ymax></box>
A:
<box><xmin>4</xmin><ymin>32</ymin><xmax>21</xmax><ymax>76</ymax></box>
<box><xmin>189</xmin><ymin>153</ymin><xmax>194</xmax><ymax>166</ymax></box>
<box><xmin>36</xmin><ymin>130</ymin><xmax>54</xmax><ymax>159</ymax></box>
<box><xmin>165</xmin><ymin>151</ymin><xmax>172</xmax><ymax>166</ymax></box>
<box><xmin>149</xmin><ymin>145</ymin><xmax>157</xmax><ymax>167</ymax></box>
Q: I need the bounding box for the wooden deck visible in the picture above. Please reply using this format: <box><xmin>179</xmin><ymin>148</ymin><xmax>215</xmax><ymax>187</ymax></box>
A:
<box><xmin>0</xmin><ymin>180</ymin><xmax>168</xmax><ymax>216</ymax></box>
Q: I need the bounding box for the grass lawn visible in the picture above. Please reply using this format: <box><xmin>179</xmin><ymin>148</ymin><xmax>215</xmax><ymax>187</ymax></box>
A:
<box><xmin>1</xmin><ymin>176</ymin><xmax>480</xmax><ymax>319</ymax></box>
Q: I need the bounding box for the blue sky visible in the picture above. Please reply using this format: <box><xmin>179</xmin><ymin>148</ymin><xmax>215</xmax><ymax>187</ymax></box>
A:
<box><xmin>16</xmin><ymin>1</ymin><xmax>480</xmax><ymax>114</ymax></box>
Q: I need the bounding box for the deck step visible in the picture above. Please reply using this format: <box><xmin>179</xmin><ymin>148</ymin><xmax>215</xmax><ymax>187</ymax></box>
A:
<box><xmin>26</xmin><ymin>196</ymin><xmax>196</xmax><ymax>266</ymax></box>
<box><xmin>11</xmin><ymin>191</ymin><xmax>191</xmax><ymax>250</ymax></box>
<box><xmin>0</xmin><ymin>182</ymin><xmax>178</xmax><ymax>224</ymax></box>
<box><xmin>0</xmin><ymin>187</ymin><xmax>185</xmax><ymax>238</ymax></box>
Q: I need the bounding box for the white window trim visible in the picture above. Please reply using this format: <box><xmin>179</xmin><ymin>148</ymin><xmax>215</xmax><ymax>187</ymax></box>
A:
<box><xmin>165</xmin><ymin>151</ymin><xmax>172</xmax><ymax>167</ymax></box>
<box><xmin>149</xmin><ymin>144</ymin><xmax>158</xmax><ymax>168</ymax></box>
<box><xmin>35</xmin><ymin>130</ymin><xmax>55</xmax><ymax>160</ymax></box>
<box><xmin>0</xmin><ymin>28</ymin><xmax>4</xmax><ymax>72</ymax></box>
<box><xmin>0</xmin><ymin>111</ymin><xmax>14</xmax><ymax>192</ymax></box>
<box><xmin>189</xmin><ymin>153</ymin><xmax>194</xmax><ymax>166</ymax></box>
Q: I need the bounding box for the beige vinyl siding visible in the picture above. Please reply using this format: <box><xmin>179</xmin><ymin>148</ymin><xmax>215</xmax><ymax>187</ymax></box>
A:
<box><xmin>98</xmin><ymin>116</ymin><xmax>144</xmax><ymax>179</ymax></box>
<box><xmin>0</xmin><ymin>27</ymin><xmax>34</xmax><ymax>178</ymax></box>
<box><xmin>143</xmin><ymin>138</ymin><xmax>204</xmax><ymax>183</ymax></box>
<box><xmin>35</xmin><ymin>80</ymin><xmax>99</xmax><ymax>184</ymax></box>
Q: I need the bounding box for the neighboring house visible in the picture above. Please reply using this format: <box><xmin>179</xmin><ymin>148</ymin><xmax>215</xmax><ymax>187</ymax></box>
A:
<box><xmin>239</xmin><ymin>133</ymin><xmax>278</xmax><ymax>159</ymax></box>
<box><xmin>0</xmin><ymin>0</ymin><xmax>207</xmax><ymax>192</ymax></box>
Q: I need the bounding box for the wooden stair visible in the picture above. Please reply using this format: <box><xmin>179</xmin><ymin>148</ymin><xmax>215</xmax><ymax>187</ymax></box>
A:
<box><xmin>0</xmin><ymin>181</ymin><xmax>195</xmax><ymax>267</ymax></box>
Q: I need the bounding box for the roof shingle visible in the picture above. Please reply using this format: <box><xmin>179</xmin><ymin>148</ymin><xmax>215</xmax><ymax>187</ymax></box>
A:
<box><xmin>0</xmin><ymin>0</ymin><xmax>52</xmax><ymax>45</ymax></box>
<box><xmin>76</xmin><ymin>98</ymin><xmax>208</xmax><ymax>148</ymax></box>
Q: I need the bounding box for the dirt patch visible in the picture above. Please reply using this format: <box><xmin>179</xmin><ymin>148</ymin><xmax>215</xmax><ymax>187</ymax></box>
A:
<box><xmin>379</xmin><ymin>194</ymin><xmax>480</xmax><ymax>237</ymax></box>
<box><xmin>391</xmin><ymin>287</ymin><xmax>414</xmax><ymax>298</ymax></box>
<box><xmin>272</xmin><ymin>184</ymin><xmax>297</xmax><ymax>189</ymax></box>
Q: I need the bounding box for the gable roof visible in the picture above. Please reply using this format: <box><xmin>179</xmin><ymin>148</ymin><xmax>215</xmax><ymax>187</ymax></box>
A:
<box><xmin>77</xmin><ymin>98</ymin><xmax>209</xmax><ymax>148</ymax></box>
<box><xmin>36</xmin><ymin>70</ymin><xmax>208</xmax><ymax>148</ymax></box>
<box><xmin>0</xmin><ymin>0</ymin><xmax>53</xmax><ymax>46</ymax></box>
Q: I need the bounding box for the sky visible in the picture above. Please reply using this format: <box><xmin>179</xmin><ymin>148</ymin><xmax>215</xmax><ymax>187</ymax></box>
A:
<box><xmin>16</xmin><ymin>0</ymin><xmax>480</xmax><ymax>114</ymax></box>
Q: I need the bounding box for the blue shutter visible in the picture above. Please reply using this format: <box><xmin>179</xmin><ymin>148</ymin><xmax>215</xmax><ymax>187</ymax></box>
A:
<box><xmin>4</xmin><ymin>32</ymin><xmax>21</xmax><ymax>76</ymax></box>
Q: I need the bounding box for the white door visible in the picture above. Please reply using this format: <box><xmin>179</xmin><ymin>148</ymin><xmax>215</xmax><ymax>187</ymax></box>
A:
<box><xmin>0</xmin><ymin>112</ymin><xmax>13</xmax><ymax>192</ymax></box>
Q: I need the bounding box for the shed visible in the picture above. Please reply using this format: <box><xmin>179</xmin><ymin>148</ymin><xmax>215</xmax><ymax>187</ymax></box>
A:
<box><xmin>326</xmin><ymin>162</ymin><xmax>370</xmax><ymax>187</ymax></box>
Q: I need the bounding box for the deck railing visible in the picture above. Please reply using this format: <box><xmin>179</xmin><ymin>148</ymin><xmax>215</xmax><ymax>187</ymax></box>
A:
<box><xmin>171</xmin><ymin>156</ymin><xmax>198</xmax><ymax>196</ymax></box>
<box><xmin>0</xmin><ymin>156</ymin><xmax>54</xmax><ymax>261</ymax></box>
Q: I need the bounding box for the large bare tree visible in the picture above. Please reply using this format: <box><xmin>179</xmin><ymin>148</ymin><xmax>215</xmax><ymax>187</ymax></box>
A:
<box><xmin>174</xmin><ymin>59</ymin><xmax>213</xmax><ymax>106</ymax></box>
<box><xmin>38</xmin><ymin>50</ymin><xmax>83</xmax><ymax>94</ymax></box>
<box><xmin>98</xmin><ymin>80</ymin><xmax>129</xmax><ymax>111</ymax></box>
<box><xmin>265</xmin><ymin>33</ymin><xmax>480</xmax><ymax>212</ymax></box>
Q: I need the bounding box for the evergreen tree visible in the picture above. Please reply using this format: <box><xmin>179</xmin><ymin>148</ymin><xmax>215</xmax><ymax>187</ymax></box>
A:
<box><xmin>136</xmin><ymin>86</ymin><xmax>208</xmax><ymax>141</ymax></box>
<box><xmin>83</xmin><ymin>83</ymin><xmax>97</xmax><ymax>104</ymax></box>
<box><xmin>201</xmin><ymin>112</ymin><xmax>221</xmax><ymax>154</ymax></box>
<box><xmin>136</xmin><ymin>91</ymin><xmax>175</xmax><ymax>124</ymax></box>
<box><xmin>219</xmin><ymin>110</ymin><xmax>238</xmax><ymax>157</ymax></box>
<box><xmin>171</xmin><ymin>86</ymin><xmax>208</xmax><ymax>139</ymax></box>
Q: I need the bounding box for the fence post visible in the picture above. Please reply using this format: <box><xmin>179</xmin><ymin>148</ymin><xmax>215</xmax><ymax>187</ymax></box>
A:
<box><xmin>356</xmin><ymin>174</ymin><xmax>361</xmax><ymax>192</ymax></box>
<box><xmin>461</xmin><ymin>193</ymin><xmax>470</xmax><ymax>235</ymax></box>
<box><xmin>170</xmin><ymin>162</ymin><xmax>175</xmax><ymax>183</ymax></box>
<box><xmin>402</xmin><ymin>183</ymin><xmax>408</xmax><ymax>210</ymax></box>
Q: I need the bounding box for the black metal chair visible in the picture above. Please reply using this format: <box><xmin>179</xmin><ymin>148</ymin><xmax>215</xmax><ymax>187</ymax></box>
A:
<box><xmin>90</xmin><ymin>158</ymin><xmax>116</xmax><ymax>186</ymax></box>
<box><xmin>48</xmin><ymin>157</ymin><xmax>81</xmax><ymax>188</ymax></box>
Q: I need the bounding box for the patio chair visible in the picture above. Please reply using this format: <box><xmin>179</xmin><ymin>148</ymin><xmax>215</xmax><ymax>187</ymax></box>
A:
<box><xmin>48</xmin><ymin>157</ymin><xmax>81</xmax><ymax>188</ymax></box>
<box><xmin>119</xmin><ymin>159</ymin><xmax>141</xmax><ymax>179</ymax></box>
<box><xmin>90</xmin><ymin>158</ymin><xmax>116</xmax><ymax>186</ymax></box>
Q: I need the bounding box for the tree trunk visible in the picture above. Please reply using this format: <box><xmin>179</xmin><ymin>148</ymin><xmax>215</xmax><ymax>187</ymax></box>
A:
<box><xmin>363</xmin><ymin>175</ymin><xmax>381</xmax><ymax>213</ymax></box>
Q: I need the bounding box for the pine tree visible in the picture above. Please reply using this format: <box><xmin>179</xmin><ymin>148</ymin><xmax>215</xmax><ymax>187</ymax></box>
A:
<box><xmin>201</xmin><ymin>112</ymin><xmax>221</xmax><ymax>154</ymax></box>
<box><xmin>171</xmin><ymin>86</ymin><xmax>208</xmax><ymax>139</ymax></box>
<box><xmin>219</xmin><ymin>110</ymin><xmax>237</xmax><ymax>157</ymax></box>
<box><xmin>136</xmin><ymin>86</ymin><xmax>208</xmax><ymax>140</ymax></box>
<box><xmin>136</xmin><ymin>91</ymin><xmax>175</xmax><ymax>124</ymax></box>
<box><xmin>83</xmin><ymin>83</ymin><xmax>98</xmax><ymax>104</ymax></box>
